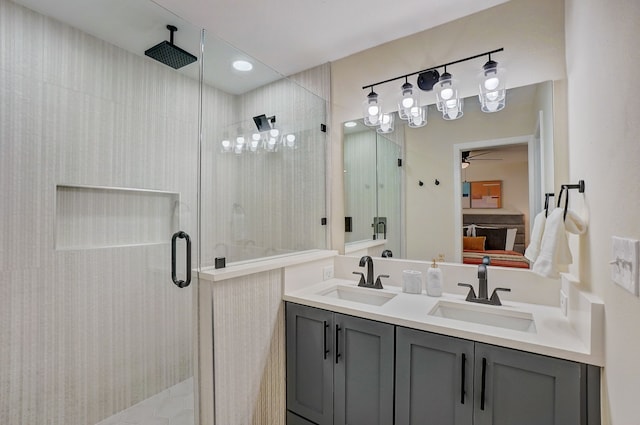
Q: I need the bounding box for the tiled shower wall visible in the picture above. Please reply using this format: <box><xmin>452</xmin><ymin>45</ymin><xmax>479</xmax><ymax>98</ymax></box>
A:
<box><xmin>0</xmin><ymin>0</ymin><xmax>198</xmax><ymax>423</ymax></box>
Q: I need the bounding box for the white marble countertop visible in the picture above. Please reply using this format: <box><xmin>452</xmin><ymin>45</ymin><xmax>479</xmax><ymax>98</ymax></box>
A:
<box><xmin>284</xmin><ymin>278</ymin><xmax>604</xmax><ymax>366</ymax></box>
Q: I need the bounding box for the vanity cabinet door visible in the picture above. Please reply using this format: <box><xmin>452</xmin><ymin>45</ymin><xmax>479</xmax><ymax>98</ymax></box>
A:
<box><xmin>286</xmin><ymin>303</ymin><xmax>334</xmax><ymax>425</ymax></box>
<box><xmin>473</xmin><ymin>342</ymin><xmax>583</xmax><ymax>425</ymax></box>
<box><xmin>395</xmin><ymin>327</ymin><xmax>474</xmax><ymax>425</ymax></box>
<box><xmin>333</xmin><ymin>313</ymin><xmax>394</xmax><ymax>425</ymax></box>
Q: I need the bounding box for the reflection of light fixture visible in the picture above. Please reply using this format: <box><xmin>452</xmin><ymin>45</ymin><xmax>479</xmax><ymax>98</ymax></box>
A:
<box><xmin>221</xmin><ymin>139</ymin><xmax>232</xmax><ymax>152</ymax></box>
<box><xmin>344</xmin><ymin>121</ymin><xmax>357</xmax><ymax>128</ymax></box>
<box><xmin>232</xmin><ymin>60</ymin><xmax>253</xmax><ymax>71</ymax></box>
<box><xmin>377</xmin><ymin>113</ymin><xmax>394</xmax><ymax>133</ymax></box>
<box><xmin>398</xmin><ymin>79</ymin><xmax>419</xmax><ymax>120</ymax></box>
<box><xmin>363</xmin><ymin>89</ymin><xmax>382</xmax><ymax>126</ymax></box>
<box><xmin>479</xmin><ymin>57</ymin><xmax>506</xmax><ymax>113</ymax></box>
<box><xmin>283</xmin><ymin>133</ymin><xmax>296</xmax><ymax>148</ymax></box>
<box><xmin>461</xmin><ymin>159</ymin><xmax>470</xmax><ymax>169</ymax></box>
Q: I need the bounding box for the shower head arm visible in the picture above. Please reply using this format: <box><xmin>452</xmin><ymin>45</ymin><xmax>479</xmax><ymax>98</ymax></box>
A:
<box><xmin>166</xmin><ymin>25</ymin><xmax>177</xmax><ymax>45</ymax></box>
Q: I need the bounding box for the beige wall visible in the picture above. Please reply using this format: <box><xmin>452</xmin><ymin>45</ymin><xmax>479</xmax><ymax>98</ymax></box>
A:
<box><xmin>330</xmin><ymin>0</ymin><xmax>566</xmax><ymax>254</ymax></box>
<box><xmin>565</xmin><ymin>0</ymin><xmax>640</xmax><ymax>423</ymax></box>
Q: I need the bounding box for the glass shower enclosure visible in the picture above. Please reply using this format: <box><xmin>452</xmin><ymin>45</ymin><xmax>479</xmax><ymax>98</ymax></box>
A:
<box><xmin>1</xmin><ymin>0</ymin><xmax>327</xmax><ymax>424</ymax></box>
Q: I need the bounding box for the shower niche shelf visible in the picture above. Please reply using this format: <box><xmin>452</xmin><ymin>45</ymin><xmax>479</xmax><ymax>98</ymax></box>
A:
<box><xmin>55</xmin><ymin>184</ymin><xmax>180</xmax><ymax>250</ymax></box>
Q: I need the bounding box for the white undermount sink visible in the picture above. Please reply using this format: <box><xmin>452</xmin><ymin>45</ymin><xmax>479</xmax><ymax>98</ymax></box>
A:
<box><xmin>428</xmin><ymin>300</ymin><xmax>537</xmax><ymax>333</ymax></box>
<box><xmin>317</xmin><ymin>285</ymin><xmax>397</xmax><ymax>306</ymax></box>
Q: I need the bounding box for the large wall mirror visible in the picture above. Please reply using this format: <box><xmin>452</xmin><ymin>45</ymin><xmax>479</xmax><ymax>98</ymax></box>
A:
<box><xmin>343</xmin><ymin>80</ymin><xmax>561</xmax><ymax>263</ymax></box>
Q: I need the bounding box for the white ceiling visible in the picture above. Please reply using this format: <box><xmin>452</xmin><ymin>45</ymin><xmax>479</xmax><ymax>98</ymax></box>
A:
<box><xmin>12</xmin><ymin>0</ymin><xmax>510</xmax><ymax>94</ymax></box>
<box><xmin>152</xmin><ymin>0</ymin><xmax>510</xmax><ymax>77</ymax></box>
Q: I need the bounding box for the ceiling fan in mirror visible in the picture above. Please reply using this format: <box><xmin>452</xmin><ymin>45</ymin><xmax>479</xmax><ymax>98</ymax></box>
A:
<box><xmin>461</xmin><ymin>150</ymin><xmax>503</xmax><ymax>168</ymax></box>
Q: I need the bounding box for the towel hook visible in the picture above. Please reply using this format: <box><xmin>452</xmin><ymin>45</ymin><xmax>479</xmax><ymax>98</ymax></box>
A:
<box><xmin>557</xmin><ymin>180</ymin><xmax>585</xmax><ymax>221</ymax></box>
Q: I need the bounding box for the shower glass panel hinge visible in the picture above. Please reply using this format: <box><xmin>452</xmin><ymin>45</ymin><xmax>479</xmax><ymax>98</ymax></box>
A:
<box><xmin>321</xmin><ymin>124</ymin><xmax>327</xmax><ymax>132</ymax></box>
<box><xmin>321</xmin><ymin>217</ymin><xmax>327</xmax><ymax>225</ymax></box>
<box><xmin>398</xmin><ymin>158</ymin><xmax>403</xmax><ymax>167</ymax></box>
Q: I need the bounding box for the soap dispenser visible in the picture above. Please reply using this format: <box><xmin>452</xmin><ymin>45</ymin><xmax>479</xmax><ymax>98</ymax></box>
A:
<box><xmin>426</xmin><ymin>258</ymin><xmax>443</xmax><ymax>297</ymax></box>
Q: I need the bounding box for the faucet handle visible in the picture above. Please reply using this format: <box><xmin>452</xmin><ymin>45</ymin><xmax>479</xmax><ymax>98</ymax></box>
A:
<box><xmin>352</xmin><ymin>271</ymin><xmax>366</xmax><ymax>287</ymax></box>
<box><xmin>374</xmin><ymin>274</ymin><xmax>389</xmax><ymax>289</ymax></box>
<box><xmin>489</xmin><ymin>287</ymin><xmax>511</xmax><ymax>305</ymax></box>
<box><xmin>458</xmin><ymin>283</ymin><xmax>477</xmax><ymax>301</ymax></box>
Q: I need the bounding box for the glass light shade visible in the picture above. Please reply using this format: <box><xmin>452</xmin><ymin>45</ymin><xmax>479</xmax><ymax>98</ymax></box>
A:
<box><xmin>479</xmin><ymin>61</ymin><xmax>506</xmax><ymax>113</ymax></box>
<box><xmin>442</xmin><ymin>98</ymin><xmax>464</xmax><ymax>120</ymax></box>
<box><xmin>407</xmin><ymin>105</ymin><xmax>427</xmax><ymax>128</ymax></box>
<box><xmin>376</xmin><ymin>113</ymin><xmax>394</xmax><ymax>134</ymax></box>
<box><xmin>363</xmin><ymin>91</ymin><xmax>382</xmax><ymax>126</ymax></box>
<box><xmin>397</xmin><ymin>82</ymin><xmax>419</xmax><ymax>121</ymax></box>
<box><xmin>269</xmin><ymin>128</ymin><xmax>280</xmax><ymax>138</ymax></box>
<box><xmin>435</xmin><ymin>72</ymin><xmax>460</xmax><ymax>112</ymax></box>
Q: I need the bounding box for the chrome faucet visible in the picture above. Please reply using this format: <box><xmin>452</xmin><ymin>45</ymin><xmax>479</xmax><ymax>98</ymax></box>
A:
<box><xmin>458</xmin><ymin>256</ymin><xmax>511</xmax><ymax>306</ymax></box>
<box><xmin>353</xmin><ymin>255</ymin><xmax>388</xmax><ymax>289</ymax></box>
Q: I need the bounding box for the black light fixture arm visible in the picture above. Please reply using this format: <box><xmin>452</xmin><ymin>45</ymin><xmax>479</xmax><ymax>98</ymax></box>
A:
<box><xmin>361</xmin><ymin>47</ymin><xmax>504</xmax><ymax>90</ymax></box>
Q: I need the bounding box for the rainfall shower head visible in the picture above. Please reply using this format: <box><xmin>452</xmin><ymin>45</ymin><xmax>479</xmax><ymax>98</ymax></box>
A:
<box><xmin>145</xmin><ymin>25</ymin><xmax>197</xmax><ymax>69</ymax></box>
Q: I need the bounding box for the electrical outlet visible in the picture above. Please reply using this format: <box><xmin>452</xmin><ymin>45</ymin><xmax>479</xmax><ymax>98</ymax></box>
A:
<box><xmin>611</xmin><ymin>236</ymin><xmax>639</xmax><ymax>296</ymax></box>
<box><xmin>323</xmin><ymin>265</ymin><xmax>334</xmax><ymax>281</ymax></box>
<box><xmin>560</xmin><ymin>291</ymin><xmax>568</xmax><ymax>316</ymax></box>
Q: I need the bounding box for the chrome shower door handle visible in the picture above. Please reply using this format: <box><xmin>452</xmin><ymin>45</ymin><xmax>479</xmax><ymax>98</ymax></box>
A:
<box><xmin>171</xmin><ymin>231</ymin><xmax>192</xmax><ymax>288</ymax></box>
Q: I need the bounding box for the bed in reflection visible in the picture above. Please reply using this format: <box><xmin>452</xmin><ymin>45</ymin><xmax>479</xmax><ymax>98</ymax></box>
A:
<box><xmin>463</xmin><ymin>213</ymin><xmax>530</xmax><ymax>269</ymax></box>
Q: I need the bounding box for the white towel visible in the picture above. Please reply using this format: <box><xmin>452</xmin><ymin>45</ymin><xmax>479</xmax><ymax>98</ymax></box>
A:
<box><xmin>524</xmin><ymin>211</ymin><xmax>547</xmax><ymax>262</ymax></box>
<box><xmin>564</xmin><ymin>209</ymin><xmax>588</xmax><ymax>235</ymax></box>
<box><xmin>532</xmin><ymin>209</ymin><xmax>574</xmax><ymax>278</ymax></box>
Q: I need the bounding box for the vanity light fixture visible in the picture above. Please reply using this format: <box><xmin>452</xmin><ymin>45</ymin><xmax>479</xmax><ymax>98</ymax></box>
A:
<box><xmin>363</xmin><ymin>89</ymin><xmax>382</xmax><ymax>127</ymax></box>
<box><xmin>435</xmin><ymin>69</ymin><xmax>463</xmax><ymax>120</ymax></box>
<box><xmin>398</xmin><ymin>78</ymin><xmax>420</xmax><ymax>120</ymax></box>
<box><xmin>361</xmin><ymin>48</ymin><xmax>504</xmax><ymax>133</ymax></box>
<box><xmin>377</xmin><ymin>113</ymin><xmax>395</xmax><ymax>134</ymax></box>
<box><xmin>407</xmin><ymin>105</ymin><xmax>427</xmax><ymax>128</ymax></box>
<box><xmin>479</xmin><ymin>56</ymin><xmax>506</xmax><ymax>113</ymax></box>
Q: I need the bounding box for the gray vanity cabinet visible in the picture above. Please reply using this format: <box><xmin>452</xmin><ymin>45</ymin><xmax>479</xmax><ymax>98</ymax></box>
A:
<box><xmin>473</xmin><ymin>342</ymin><xmax>583</xmax><ymax>425</ymax></box>
<box><xmin>396</xmin><ymin>326</ymin><xmax>597</xmax><ymax>425</ymax></box>
<box><xmin>285</xmin><ymin>302</ymin><xmax>394</xmax><ymax>425</ymax></box>
<box><xmin>286</xmin><ymin>303</ymin><xmax>334</xmax><ymax>425</ymax></box>
<box><xmin>395</xmin><ymin>327</ymin><xmax>474</xmax><ymax>425</ymax></box>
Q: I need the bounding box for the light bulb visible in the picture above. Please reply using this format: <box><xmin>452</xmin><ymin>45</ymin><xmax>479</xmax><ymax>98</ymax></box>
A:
<box><xmin>445</xmin><ymin>99</ymin><xmax>458</xmax><ymax>109</ymax></box>
<box><xmin>368</xmin><ymin>114</ymin><xmax>379</xmax><ymax>125</ymax></box>
<box><xmin>412</xmin><ymin>115</ymin><xmax>423</xmax><ymax>126</ymax></box>
<box><xmin>252</xmin><ymin>133</ymin><xmax>261</xmax><ymax>141</ymax></box>
<box><xmin>236</xmin><ymin>136</ymin><xmax>245</xmax><ymax>145</ymax></box>
<box><xmin>440</xmin><ymin>88</ymin><xmax>453</xmax><ymax>100</ymax></box>
<box><xmin>401</xmin><ymin>97</ymin><xmax>414</xmax><ymax>108</ymax></box>
<box><xmin>221</xmin><ymin>140</ymin><xmax>231</xmax><ymax>148</ymax></box>
<box><xmin>367</xmin><ymin>105</ymin><xmax>379</xmax><ymax>116</ymax></box>
<box><xmin>446</xmin><ymin>106</ymin><xmax>460</xmax><ymax>120</ymax></box>
<box><xmin>234</xmin><ymin>145</ymin><xmax>242</xmax><ymax>154</ymax></box>
<box><xmin>250</xmin><ymin>139</ymin><xmax>259</xmax><ymax>148</ymax></box>
<box><xmin>410</xmin><ymin>106</ymin><xmax>421</xmax><ymax>117</ymax></box>
<box><xmin>486</xmin><ymin>91</ymin><xmax>499</xmax><ymax>101</ymax></box>
<box><xmin>484</xmin><ymin>77</ymin><xmax>500</xmax><ymax>90</ymax></box>
<box><xmin>268</xmin><ymin>137</ymin><xmax>276</xmax><ymax>146</ymax></box>
<box><xmin>486</xmin><ymin>101</ymin><xmax>499</xmax><ymax>112</ymax></box>
<box><xmin>286</xmin><ymin>134</ymin><xmax>296</xmax><ymax>143</ymax></box>
<box><xmin>269</xmin><ymin>128</ymin><xmax>279</xmax><ymax>138</ymax></box>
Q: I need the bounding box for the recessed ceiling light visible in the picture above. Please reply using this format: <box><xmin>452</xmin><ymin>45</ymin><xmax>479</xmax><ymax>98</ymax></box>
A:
<box><xmin>344</xmin><ymin>121</ymin><xmax>357</xmax><ymax>128</ymax></box>
<box><xmin>232</xmin><ymin>60</ymin><xmax>253</xmax><ymax>72</ymax></box>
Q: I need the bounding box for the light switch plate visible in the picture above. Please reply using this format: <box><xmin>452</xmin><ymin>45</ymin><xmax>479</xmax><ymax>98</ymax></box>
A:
<box><xmin>611</xmin><ymin>236</ymin><xmax>639</xmax><ymax>296</ymax></box>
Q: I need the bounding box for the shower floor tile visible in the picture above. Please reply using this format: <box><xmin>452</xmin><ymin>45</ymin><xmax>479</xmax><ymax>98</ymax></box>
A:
<box><xmin>95</xmin><ymin>378</ymin><xmax>194</xmax><ymax>425</ymax></box>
